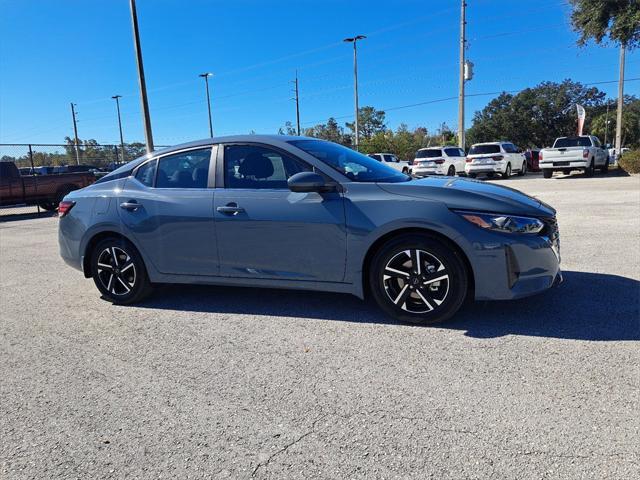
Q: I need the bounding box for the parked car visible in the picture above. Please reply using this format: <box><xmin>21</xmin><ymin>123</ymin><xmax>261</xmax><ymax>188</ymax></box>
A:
<box><xmin>58</xmin><ymin>135</ymin><xmax>561</xmax><ymax>325</ymax></box>
<box><xmin>524</xmin><ymin>149</ymin><xmax>540</xmax><ymax>172</ymax></box>
<box><xmin>367</xmin><ymin>153</ymin><xmax>411</xmax><ymax>174</ymax></box>
<box><xmin>412</xmin><ymin>147</ymin><xmax>466</xmax><ymax>177</ymax></box>
<box><xmin>0</xmin><ymin>161</ymin><xmax>95</xmax><ymax>211</ymax></box>
<box><xmin>539</xmin><ymin>135</ymin><xmax>608</xmax><ymax>178</ymax></box>
<box><xmin>464</xmin><ymin>142</ymin><xmax>527</xmax><ymax>179</ymax></box>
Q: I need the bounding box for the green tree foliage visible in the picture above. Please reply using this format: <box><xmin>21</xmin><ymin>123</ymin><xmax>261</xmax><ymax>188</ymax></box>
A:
<box><xmin>303</xmin><ymin>117</ymin><xmax>352</xmax><ymax>145</ymax></box>
<box><xmin>569</xmin><ymin>0</ymin><xmax>640</xmax><ymax>48</ymax></box>
<box><xmin>466</xmin><ymin>80</ymin><xmax>607</xmax><ymax>148</ymax></box>
<box><xmin>278</xmin><ymin>121</ymin><xmax>297</xmax><ymax>136</ymax></box>
<box><xmin>345</xmin><ymin>106</ymin><xmax>387</xmax><ymax>139</ymax></box>
<box><xmin>590</xmin><ymin>96</ymin><xmax>640</xmax><ymax>148</ymax></box>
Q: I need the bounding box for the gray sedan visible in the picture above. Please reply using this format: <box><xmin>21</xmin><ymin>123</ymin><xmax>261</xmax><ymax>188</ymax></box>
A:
<box><xmin>58</xmin><ymin>135</ymin><xmax>561</xmax><ymax>324</ymax></box>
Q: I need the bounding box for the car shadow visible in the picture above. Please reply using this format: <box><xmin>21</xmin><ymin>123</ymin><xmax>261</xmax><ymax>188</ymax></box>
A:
<box><xmin>137</xmin><ymin>271</ymin><xmax>639</xmax><ymax>341</ymax></box>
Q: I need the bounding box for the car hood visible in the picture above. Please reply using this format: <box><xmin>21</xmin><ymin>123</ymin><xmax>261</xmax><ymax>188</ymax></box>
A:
<box><xmin>377</xmin><ymin>176</ymin><xmax>556</xmax><ymax>217</ymax></box>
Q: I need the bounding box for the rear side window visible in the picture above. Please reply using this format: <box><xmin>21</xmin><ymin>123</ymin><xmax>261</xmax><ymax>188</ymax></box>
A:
<box><xmin>416</xmin><ymin>149</ymin><xmax>442</xmax><ymax>158</ymax></box>
<box><xmin>444</xmin><ymin>148</ymin><xmax>462</xmax><ymax>157</ymax></box>
<box><xmin>469</xmin><ymin>144</ymin><xmax>501</xmax><ymax>155</ymax></box>
<box><xmin>383</xmin><ymin>154</ymin><xmax>397</xmax><ymax>163</ymax></box>
<box><xmin>156</xmin><ymin>148</ymin><xmax>211</xmax><ymax>189</ymax></box>
<box><xmin>224</xmin><ymin>144</ymin><xmax>311</xmax><ymax>189</ymax></box>
<box><xmin>135</xmin><ymin>159</ymin><xmax>157</xmax><ymax>187</ymax></box>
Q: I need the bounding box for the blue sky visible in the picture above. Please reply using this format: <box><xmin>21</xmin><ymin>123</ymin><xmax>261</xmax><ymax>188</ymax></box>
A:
<box><xmin>0</xmin><ymin>0</ymin><xmax>638</xmax><ymax>146</ymax></box>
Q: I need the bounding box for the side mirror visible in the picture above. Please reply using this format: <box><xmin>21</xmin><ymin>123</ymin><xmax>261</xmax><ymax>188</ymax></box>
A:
<box><xmin>288</xmin><ymin>171</ymin><xmax>333</xmax><ymax>193</ymax></box>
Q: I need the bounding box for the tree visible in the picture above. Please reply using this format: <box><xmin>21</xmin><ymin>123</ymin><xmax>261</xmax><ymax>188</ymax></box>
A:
<box><xmin>466</xmin><ymin>80</ymin><xmax>606</xmax><ymax>148</ymax></box>
<box><xmin>278</xmin><ymin>121</ymin><xmax>297</xmax><ymax>136</ymax></box>
<box><xmin>345</xmin><ymin>106</ymin><xmax>387</xmax><ymax>140</ymax></box>
<box><xmin>569</xmin><ymin>0</ymin><xmax>640</xmax><ymax>48</ymax></box>
<box><xmin>303</xmin><ymin>117</ymin><xmax>351</xmax><ymax>145</ymax></box>
<box><xmin>590</xmin><ymin>96</ymin><xmax>640</xmax><ymax>148</ymax></box>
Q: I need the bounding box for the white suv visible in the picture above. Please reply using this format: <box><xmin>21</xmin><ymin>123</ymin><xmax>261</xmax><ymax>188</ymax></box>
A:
<box><xmin>464</xmin><ymin>142</ymin><xmax>527</xmax><ymax>179</ymax></box>
<box><xmin>367</xmin><ymin>153</ymin><xmax>411</xmax><ymax>174</ymax></box>
<box><xmin>412</xmin><ymin>146</ymin><xmax>466</xmax><ymax>177</ymax></box>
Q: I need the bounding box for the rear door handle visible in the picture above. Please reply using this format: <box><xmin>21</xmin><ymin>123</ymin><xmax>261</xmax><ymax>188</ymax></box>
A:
<box><xmin>120</xmin><ymin>201</ymin><xmax>140</xmax><ymax>211</ymax></box>
<box><xmin>216</xmin><ymin>203</ymin><xmax>245</xmax><ymax>215</ymax></box>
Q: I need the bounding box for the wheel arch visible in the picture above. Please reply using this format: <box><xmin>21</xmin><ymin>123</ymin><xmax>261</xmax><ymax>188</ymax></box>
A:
<box><xmin>361</xmin><ymin>227</ymin><xmax>474</xmax><ymax>300</ymax></box>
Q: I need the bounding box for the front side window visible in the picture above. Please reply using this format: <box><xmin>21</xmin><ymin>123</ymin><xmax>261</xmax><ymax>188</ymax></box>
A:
<box><xmin>156</xmin><ymin>148</ymin><xmax>211</xmax><ymax>189</ymax></box>
<box><xmin>135</xmin><ymin>159</ymin><xmax>157</xmax><ymax>187</ymax></box>
<box><xmin>289</xmin><ymin>139</ymin><xmax>409</xmax><ymax>183</ymax></box>
<box><xmin>224</xmin><ymin>144</ymin><xmax>311</xmax><ymax>189</ymax></box>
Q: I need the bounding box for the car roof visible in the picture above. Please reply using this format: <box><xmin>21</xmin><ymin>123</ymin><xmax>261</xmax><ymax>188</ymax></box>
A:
<box><xmin>370</xmin><ymin>152</ymin><xmax>394</xmax><ymax>155</ymax></box>
<box><xmin>152</xmin><ymin>134</ymin><xmax>311</xmax><ymax>156</ymax></box>
<box><xmin>471</xmin><ymin>142</ymin><xmax>507</xmax><ymax>146</ymax></box>
<box><xmin>417</xmin><ymin>146</ymin><xmax>446</xmax><ymax>151</ymax></box>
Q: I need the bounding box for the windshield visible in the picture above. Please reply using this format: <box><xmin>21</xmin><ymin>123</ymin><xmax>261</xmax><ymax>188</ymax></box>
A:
<box><xmin>416</xmin><ymin>149</ymin><xmax>442</xmax><ymax>158</ymax></box>
<box><xmin>469</xmin><ymin>144</ymin><xmax>500</xmax><ymax>155</ymax></box>
<box><xmin>289</xmin><ymin>140</ymin><xmax>410</xmax><ymax>183</ymax></box>
<box><xmin>553</xmin><ymin>137</ymin><xmax>592</xmax><ymax>148</ymax></box>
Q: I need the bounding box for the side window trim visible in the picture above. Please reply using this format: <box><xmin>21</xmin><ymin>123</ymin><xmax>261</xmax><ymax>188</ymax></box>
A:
<box><xmin>155</xmin><ymin>145</ymin><xmax>215</xmax><ymax>190</ymax></box>
<box><xmin>132</xmin><ymin>145</ymin><xmax>216</xmax><ymax>188</ymax></box>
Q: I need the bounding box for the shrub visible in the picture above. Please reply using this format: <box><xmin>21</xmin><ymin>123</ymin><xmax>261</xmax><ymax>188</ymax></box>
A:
<box><xmin>618</xmin><ymin>150</ymin><xmax>640</xmax><ymax>174</ymax></box>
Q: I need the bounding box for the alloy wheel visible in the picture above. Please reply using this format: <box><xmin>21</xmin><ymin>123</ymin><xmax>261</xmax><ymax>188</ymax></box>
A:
<box><xmin>382</xmin><ymin>249</ymin><xmax>450</xmax><ymax>314</ymax></box>
<box><xmin>96</xmin><ymin>246</ymin><xmax>137</xmax><ymax>296</ymax></box>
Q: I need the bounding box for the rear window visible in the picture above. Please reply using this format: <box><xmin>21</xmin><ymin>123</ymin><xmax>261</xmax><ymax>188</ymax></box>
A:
<box><xmin>469</xmin><ymin>144</ymin><xmax>501</xmax><ymax>155</ymax></box>
<box><xmin>416</xmin><ymin>149</ymin><xmax>442</xmax><ymax>158</ymax></box>
<box><xmin>553</xmin><ymin>137</ymin><xmax>592</xmax><ymax>148</ymax></box>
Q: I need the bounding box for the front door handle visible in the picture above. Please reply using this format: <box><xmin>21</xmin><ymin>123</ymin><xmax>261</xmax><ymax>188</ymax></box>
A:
<box><xmin>216</xmin><ymin>203</ymin><xmax>245</xmax><ymax>215</ymax></box>
<box><xmin>120</xmin><ymin>200</ymin><xmax>140</xmax><ymax>211</ymax></box>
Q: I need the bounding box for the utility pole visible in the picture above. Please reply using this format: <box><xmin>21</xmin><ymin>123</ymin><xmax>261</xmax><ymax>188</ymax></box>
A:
<box><xmin>199</xmin><ymin>73</ymin><xmax>213</xmax><ymax>137</ymax></box>
<box><xmin>457</xmin><ymin>0</ymin><xmax>466</xmax><ymax>150</ymax></box>
<box><xmin>344</xmin><ymin>35</ymin><xmax>366</xmax><ymax>150</ymax></box>
<box><xmin>615</xmin><ymin>44</ymin><xmax>625</xmax><ymax>157</ymax></box>
<box><xmin>129</xmin><ymin>0</ymin><xmax>154</xmax><ymax>153</ymax></box>
<box><xmin>70</xmin><ymin>102</ymin><xmax>80</xmax><ymax>165</ymax></box>
<box><xmin>112</xmin><ymin>95</ymin><xmax>126</xmax><ymax>162</ymax></box>
<box><xmin>292</xmin><ymin>70</ymin><xmax>301</xmax><ymax>135</ymax></box>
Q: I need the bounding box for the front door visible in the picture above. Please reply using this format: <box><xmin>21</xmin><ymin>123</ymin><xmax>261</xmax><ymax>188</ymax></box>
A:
<box><xmin>118</xmin><ymin>146</ymin><xmax>218</xmax><ymax>276</ymax></box>
<box><xmin>214</xmin><ymin>143</ymin><xmax>346</xmax><ymax>282</ymax></box>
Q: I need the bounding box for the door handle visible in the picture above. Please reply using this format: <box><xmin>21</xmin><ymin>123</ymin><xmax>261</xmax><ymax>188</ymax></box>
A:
<box><xmin>120</xmin><ymin>200</ymin><xmax>140</xmax><ymax>211</ymax></box>
<box><xmin>216</xmin><ymin>203</ymin><xmax>245</xmax><ymax>215</ymax></box>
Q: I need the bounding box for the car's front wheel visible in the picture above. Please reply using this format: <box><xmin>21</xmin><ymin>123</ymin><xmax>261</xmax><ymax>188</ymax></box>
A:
<box><xmin>369</xmin><ymin>234</ymin><xmax>468</xmax><ymax>324</ymax></box>
<box><xmin>91</xmin><ymin>237</ymin><xmax>153</xmax><ymax>304</ymax></box>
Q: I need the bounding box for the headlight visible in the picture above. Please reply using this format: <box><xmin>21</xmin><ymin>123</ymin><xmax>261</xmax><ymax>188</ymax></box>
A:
<box><xmin>455</xmin><ymin>210</ymin><xmax>544</xmax><ymax>234</ymax></box>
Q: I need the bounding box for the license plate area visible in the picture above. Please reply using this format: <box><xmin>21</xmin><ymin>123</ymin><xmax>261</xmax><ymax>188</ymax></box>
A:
<box><xmin>554</xmin><ymin>161</ymin><xmax>570</xmax><ymax>166</ymax></box>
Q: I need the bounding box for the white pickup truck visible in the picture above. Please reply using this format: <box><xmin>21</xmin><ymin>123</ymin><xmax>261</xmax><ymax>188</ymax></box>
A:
<box><xmin>539</xmin><ymin>135</ymin><xmax>609</xmax><ymax>178</ymax></box>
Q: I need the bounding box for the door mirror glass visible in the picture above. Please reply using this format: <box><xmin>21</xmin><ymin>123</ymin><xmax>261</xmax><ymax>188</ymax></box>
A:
<box><xmin>288</xmin><ymin>171</ymin><xmax>330</xmax><ymax>193</ymax></box>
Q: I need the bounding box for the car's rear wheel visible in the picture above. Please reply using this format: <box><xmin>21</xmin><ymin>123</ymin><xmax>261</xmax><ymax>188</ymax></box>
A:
<box><xmin>503</xmin><ymin>163</ymin><xmax>511</xmax><ymax>179</ymax></box>
<box><xmin>369</xmin><ymin>234</ymin><xmax>468</xmax><ymax>324</ymax></box>
<box><xmin>601</xmin><ymin>158</ymin><xmax>609</xmax><ymax>174</ymax></box>
<box><xmin>91</xmin><ymin>237</ymin><xmax>153</xmax><ymax>304</ymax></box>
<box><xmin>447</xmin><ymin>165</ymin><xmax>455</xmax><ymax>176</ymax></box>
<box><xmin>518</xmin><ymin>161</ymin><xmax>527</xmax><ymax>176</ymax></box>
<box><xmin>38</xmin><ymin>202</ymin><xmax>58</xmax><ymax>211</ymax></box>
<box><xmin>585</xmin><ymin>158</ymin><xmax>595</xmax><ymax>177</ymax></box>
<box><xmin>543</xmin><ymin>169</ymin><xmax>553</xmax><ymax>179</ymax></box>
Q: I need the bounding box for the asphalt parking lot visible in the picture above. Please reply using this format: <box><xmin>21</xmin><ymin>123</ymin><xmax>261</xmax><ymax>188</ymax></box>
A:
<box><xmin>1</xmin><ymin>172</ymin><xmax>639</xmax><ymax>479</ymax></box>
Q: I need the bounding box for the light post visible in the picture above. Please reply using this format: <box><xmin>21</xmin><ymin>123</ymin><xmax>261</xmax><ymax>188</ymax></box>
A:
<box><xmin>199</xmin><ymin>73</ymin><xmax>214</xmax><ymax>137</ymax></box>
<box><xmin>112</xmin><ymin>95</ymin><xmax>126</xmax><ymax>162</ymax></box>
<box><xmin>343</xmin><ymin>35</ymin><xmax>366</xmax><ymax>150</ymax></box>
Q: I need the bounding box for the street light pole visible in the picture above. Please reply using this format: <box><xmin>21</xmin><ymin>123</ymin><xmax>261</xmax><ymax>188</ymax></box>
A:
<box><xmin>129</xmin><ymin>0</ymin><xmax>154</xmax><ymax>153</ymax></box>
<box><xmin>458</xmin><ymin>0</ymin><xmax>467</xmax><ymax>150</ymax></box>
<box><xmin>344</xmin><ymin>35</ymin><xmax>366</xmax><ymax>150</ymax></box>
<box><xmin>199</xmin><ymin>73</ymin><xmax>214</xmax><ymax>137</ymax></box>
<box><xmin>112</xmin><ymin>95</ymin><xmax>126</xmax><ymax>162</ymax></box>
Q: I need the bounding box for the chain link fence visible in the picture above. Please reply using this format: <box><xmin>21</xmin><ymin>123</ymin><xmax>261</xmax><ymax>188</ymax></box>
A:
<box><xmin>0</xmin><ymin>143</ymin><xmax>168</xmax><ymax>219</ymax></box>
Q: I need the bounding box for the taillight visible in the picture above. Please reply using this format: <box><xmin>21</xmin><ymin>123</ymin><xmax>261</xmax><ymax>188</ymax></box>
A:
<box><xmin>492</xmin><ymin>155</ymin><xmax>504</xmax><ymax>161</ymax></box>
<box><xmin>466</xmin><ymin>157</ymin><xmax>473</xmax><ymax>163</ymax></box>
<box><xmin>434</xmin><ymin>159</ymin><xmax>445</xmax><ymax>164</ymax></box>
<box><xmin>539</xmin><ymin>152</ymin><xmax>543</xmax><ymax>161</ymax></box>
<box><xmin>583</xmin><ymin>149</ymin><xmax>589</xmax><ymax>158</ymax></box>
<box><xmin>58</xmin><ymin>201</ymin><xmax>75</xmax><ymax>217</ymax></box>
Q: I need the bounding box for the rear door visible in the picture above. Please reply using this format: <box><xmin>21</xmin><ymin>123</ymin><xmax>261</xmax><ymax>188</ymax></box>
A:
<box><xmin>213</xmin><ymin>143</ymin><xmax>346</xmax><ymax>282</ymax></box>
<box><xmin>117</xmin><ymin>146</ymin><xmax>218</xmax><ymax>276</ymax></box>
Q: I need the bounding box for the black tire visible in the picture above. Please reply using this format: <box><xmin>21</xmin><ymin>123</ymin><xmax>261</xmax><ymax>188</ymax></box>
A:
<box><xmin>585</xmin><ymin>158</ymin><xmax>595</xmax><ymax>177</ymax></box>
<box><xmin>38</xmin><ymin>202</ymin><xmax>58</xmax><ymax>211</ymax></box>
<box><xmin>517</xmin><ymin>161</ymin><xmax>527</xmax><ymax>176</ymax></box>
<box><xmin>369</xmin><ymin>234</ymin><xmax>468</xmax><ymax>325</ymax></box>
<box><xmin>502</xmin><ymin>163</ymin><xmax>512</xmax><ymax>179</ymax></box>
<box><xmin>543</xmin><ymin>169</ymin><xmax>553</xmax><ymax>179</ymax></box>
<box><xmin>402</xmin><ymin>167</ymin><xmax>409</xmax><ymax>174</ymax></box>
<box><xmin>447</xmin><ymin>165</ymin><xmax>456</xmax><ymax>176</ymax></box>
<box><xmin>468</xmin><ymin>173</ymin><xmax>477</xmax><ymax>178</ymax></box>
<box><xmin>601</xmin><ymin>158</ymin><xmax>609</xmax><ymax>174</ymax></box>
<box><xmin>90</xmin><ymin>237</ymin><xmax>153</xmax><ymax>305</ymax></box>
